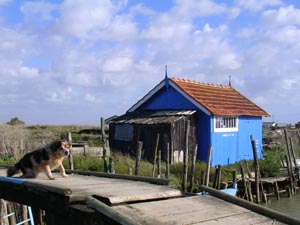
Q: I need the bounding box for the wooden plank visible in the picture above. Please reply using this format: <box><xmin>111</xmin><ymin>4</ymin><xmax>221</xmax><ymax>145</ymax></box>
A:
<box><xmin>0</xmin><ymin>168</ymin><xmax>182</xmax><ymax>206</ymax></box>
<box><xmin>113</xmin><ymin>196</ymin><xmax>283</xmax><ymax>225</ymax></box>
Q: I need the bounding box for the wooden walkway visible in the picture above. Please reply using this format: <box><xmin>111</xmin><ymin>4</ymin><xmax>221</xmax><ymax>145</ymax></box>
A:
<box><xmin>0</xmin><ymin>167</ymin><xmax>296</xmax><ymax>225</ymax></box>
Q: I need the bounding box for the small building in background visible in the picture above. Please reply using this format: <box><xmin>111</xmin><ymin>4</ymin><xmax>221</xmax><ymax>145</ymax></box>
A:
<box><xmin>109</xmin><ymin>76</ymin><xmax>269</xmax><ymax>166</ymax></box>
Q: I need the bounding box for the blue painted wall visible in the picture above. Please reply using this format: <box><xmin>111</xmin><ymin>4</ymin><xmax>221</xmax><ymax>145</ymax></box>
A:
<box><xmin>137</xmin><ymin>84</ymin><xmax>263</xmax><ymax>166</ymax></box>
<box><xmin>211</xmin><ymin>116</ymin><xmax>263</xmax><ymax>165</ymax></box>
<box><xmin>197</xmin><ymin>111</ymin><xmax>211</xmax><ymax>162</ymax></box>
<box><xmin>142</xmin><ymin>86</ymin><xmax>198</xmax><ymax>110</ymax></box>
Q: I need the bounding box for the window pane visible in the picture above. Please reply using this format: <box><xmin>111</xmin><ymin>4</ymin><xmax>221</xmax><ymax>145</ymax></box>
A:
<box><xmin>115</xmin><ymin>124</ymin><xmax>133</xmax><ymax>141</ymax></box>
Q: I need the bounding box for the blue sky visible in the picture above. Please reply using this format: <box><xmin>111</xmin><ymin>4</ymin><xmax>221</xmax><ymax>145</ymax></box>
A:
<box><xmin>0</xmin><ymin>0</ymin><xmax>300</xmax><ymax>125</ymax></box>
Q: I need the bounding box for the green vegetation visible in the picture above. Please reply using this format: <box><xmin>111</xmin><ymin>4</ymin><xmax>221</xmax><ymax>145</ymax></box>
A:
<box><xmin>2</xmin><ymin>124</ymin><xmax>300</xmax><ymax>191</ymax></box>
<box><xmin>260</xmin><ymin>146</ymin><xmax>284</xmax><ymax>177</ymax></box>
<box><xmin>6</xmin><ymin>117</ymin><xmax>25</xmax><ymax>126</ymax></box>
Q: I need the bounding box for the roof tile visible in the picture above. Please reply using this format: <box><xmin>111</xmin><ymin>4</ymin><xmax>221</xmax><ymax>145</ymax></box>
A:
<box><xmin>170</xmin><ymin>77</ymin><xmax>269</xmax><ymax>117</ymax></box>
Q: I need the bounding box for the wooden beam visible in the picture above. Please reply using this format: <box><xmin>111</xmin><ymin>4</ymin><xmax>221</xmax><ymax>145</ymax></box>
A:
<box><xmin>199</xmin><ymin>185</ymin><xmax>300</xmax><ymax>225</ymax></box>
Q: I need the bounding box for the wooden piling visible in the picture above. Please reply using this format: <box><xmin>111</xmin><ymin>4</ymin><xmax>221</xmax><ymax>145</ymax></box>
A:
<box><xmin>274</xmin><ymin>181</ymin><xmax>280</xmax><ymax>200</ymax></box>
<box><xmin>182</xmin><ymin>120</ymin><xmax>190</xmax><ymax>192</ymax></box>
<box><xmin>1</xmin><ymin>199</ymin><xmax>8</xmax><ymax>225</ymax></box>
<box><xmin>152</xmin><ymin>134</ymin><xmax>160</xmax><ymax>178</ymax></box>
<box><xmin>67</xmin><ymin>132</ymin><xmax>74</xmax><ymax>170</ymax></box>
<box><xmin>199</xmin><ymin>171</ymin><xmax>205</xmax><ymax>186</ymax></box>
<box><xmin>103</xmin><ymin>146</ymin><xmax>108</xmax><ymax>173</ymax></box>
<box><xmin>189</xmin><ymin>144</ymin><xmax>198</xmax><ymax>192</ymax></box>
<box><xmin>135</xmin><ymin>141</ymin><xmax>143</xmax><ymax>176</ymax></box>
<box><xmin>244</xmin><ymin>160</ymin><xmax>252</xmax><ymax>178</ymax></box>
<box><xmin>157</xmin><ymin>150</ymin><xmax>161</xmax><ymax>178</ymax></box>
<box><xmin>165</xmin><ymin>142</ymin><xmax>170</xmax><ymax>179</ymax></box>
<box><xmin>109</xmin><ymin>157</ymin><xmax>115</xmax><ymax>174</ymax></box>
<box><xmin>213</xmin><ymin>165</ymin><xmax>220</xmax><ymax>189</ymax></box>
<box><xmin>284</xmin><ymin>129</ymin><xmax>295</xmax><ymax>196</ymax></box>
<box><xmin>297</xmin><ymin>130</ymin><xmax>300</xmax><ymax>145</ymax></box>
<box><xmin>289</xmin><ymin>137</ymin><xmax>298</xmax><ymax>168</ymax></box>
<box><xmin>239</xmin><ymin>162</ymin><xmax>249</xmax><ymax>200</ymax></box>
<box><xmin>7</xmin><ymin>201</ymin><xmax>16</xmax><ymax>225</ymax></box>
<box><xmin>250</xmin><ymin>135</ymin><xmax>260</xmax><ymax>203</ymax></box>
<box><xmin>205</xmin><ymin>145</ymin><xmax>212</xmax><ymax>186</ymax></box>
<box><xmin>101</xmin><ymin>117</ymin><xmax>105</xmax><ymax>142</ymax></box>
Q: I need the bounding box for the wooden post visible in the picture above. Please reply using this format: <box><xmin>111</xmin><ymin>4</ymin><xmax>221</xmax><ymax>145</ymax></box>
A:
<box><xmin>213</xmin><ymin>165</ymin><xmax>221</xmax><ymax>189</ymax></box>
<box><xmin>170</xmin><ymin>123</ymin><xmax>175</xmax><ymax>164</ymax></box>
<box><xmin>157</xmin><ymin>150</ymin><xmax>161</xmax><ymax>178</ymax></box>
<box><xmin>67</xmin><ymin>132</ymin><xmax>74</xmax><ymax>170</ymax></box>
<box><xmin>244</xmin><ymin>160</ymin><xmax>253</xmax><ymax>178</ymax></box>
<box><xmin>101</xmin><ymin>117</ymin><xmax>105</xmax><ymax>143</ymax></box>
<box><xmin>152</xmin><ymin>134</ymin><xmax>160</xmax><ymax>177</ymax></box>
<box><xmin>103</xmin><ymin>146</ymin><xmax>108</xmax><ymax>173</ymax></box>
<box><xmin>1</xmin><ymin>199</ymin><xmax>8</xmax><ymax>225</ymax></box>
<box><xmin>22</xmin><ymin>204</ymin><xmax>28</xmax><ymax>224</ymax></box>
<box><xmin>274</xmin><ymin>181</ymin><xmax>280</xmax><ymax>200</ymax></box>
<box><xmin>250</xmin><ymin>135</ymin><xmax>260</xmax><ymax>203</ymax></box>
<box><xmin>205</xmin><ymin>145</ymin><xmax>212</xmax><ymax>186</ymax></box>
<box><xmin>189</xmin><ymin>144</ymin><xmax>198</xmax><ymax>192</ymax></box>
<box><xmin>83</xmin><ymin>144</ymin><xmax>88</xmax><ymax>156</ymax></box>
<box><xmin>7</xmin><ymin>201</ymin><xmax>16</xmax><ymax>225</ymax></box>
<box><xmin>297</xmin><ymin>130</ymin><xmax>300</xmax><ymax>145</ymax></box>
<box><xmin>199</xmin><ymin>171</ymin><xmax>205</xmax><ymax>186</ymax></box>
<box><xmin>217</xmin><ymin>165</ymin><xmax>222</xmax><ymax>189</ymax></box>
<box><xmin>109</xmin><ymin>157</ymin><xmax>115</xmax><ymax>174</ymax></box>
<box><xmin>135</xmin><ymin>141</ymin><xmax>143</xmax><ymax>176</ymax></box>
<box><xmin>289</xmin><ymin>137</ymin><xmax>298</xmax><ymax>169</ymax></box>
<box><xmin>165</xmin><ymin>142</ymin><xmax>170</xmax><ymax>179</ymax></box>
<box><xmin>182</xmin><ymin>120</ymin><xmax>190</xmax><ymax>192</ymax></box>
<box><xmin>232</xmin><ymin>170</ymin><xmax>237</xmax><ymax>185</ymax></box>
<box><xmin>239</xmin><ymin>162</ymin><xmax>249</xmax><ymax>200</ymax></box>
<box><xmin>248</xmin><ymin>180</ymin><xmax>254</xmax><ymax>202</ymax></box>
<box><xmin>284</xmin><ymin>130</ymin><xmax>295</xmax><ymax>196</ymax></box>
<box><xmin>285</xmin><ymin>155</ymin><xmax>294</xmax><ymax>197</ymax></box>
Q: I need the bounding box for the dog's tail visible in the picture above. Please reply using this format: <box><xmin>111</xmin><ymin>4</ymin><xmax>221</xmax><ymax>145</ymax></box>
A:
<box><xmin>7</xmin><ymin>162</ymin><xmax>21</xmax><ymax>177</ymax></box>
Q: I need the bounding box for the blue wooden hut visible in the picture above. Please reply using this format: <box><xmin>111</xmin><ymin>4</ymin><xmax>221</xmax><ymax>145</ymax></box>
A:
<box><xmin>109</xmin><ymin>76</ymin><xmax>269</xmax><ymax>166</ymax></box>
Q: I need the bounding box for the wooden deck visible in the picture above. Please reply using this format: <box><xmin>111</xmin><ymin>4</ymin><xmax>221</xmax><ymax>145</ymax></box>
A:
<box><xmin>0</xmin><ymin>167</ymin><xmax>295</xmax><ymax>225</ymax></box>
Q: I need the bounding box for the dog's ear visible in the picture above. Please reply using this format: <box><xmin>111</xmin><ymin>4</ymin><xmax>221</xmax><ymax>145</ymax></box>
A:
<box><xmin>50</xmin><ymin>140</ymin><xmax>62</xmax><ymax>151</ymax></box>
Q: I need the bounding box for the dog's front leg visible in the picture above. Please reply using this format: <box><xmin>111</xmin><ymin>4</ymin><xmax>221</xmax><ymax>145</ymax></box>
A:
<box><xmin>59</xmin><ymin>164</ymin><xmax>68</xmax><ymax>178</ymax></box>
<box><xmin>44</xmin><ymin>165</ymin><xmax>55</xmax><ymax>180</ymax></box>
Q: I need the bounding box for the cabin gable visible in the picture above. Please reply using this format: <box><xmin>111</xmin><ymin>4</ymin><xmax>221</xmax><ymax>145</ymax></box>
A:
<box><xmin>140</xmin><ymin>85</ymin><xmax>198</xmax><ymax>111</ymax></box>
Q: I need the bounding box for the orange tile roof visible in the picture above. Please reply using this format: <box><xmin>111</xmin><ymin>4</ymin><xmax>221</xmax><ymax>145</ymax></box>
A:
<box><xmin>170</xmin><ymin>77</ymin><xmax>270</xmax><ymax>117</ymax></box>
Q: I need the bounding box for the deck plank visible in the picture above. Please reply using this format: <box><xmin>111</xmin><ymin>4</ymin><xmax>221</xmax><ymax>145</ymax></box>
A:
<box><xmin>113</xmin><ymin>196</ymin><xmax>285</xmax><ymax>225</ymax></box>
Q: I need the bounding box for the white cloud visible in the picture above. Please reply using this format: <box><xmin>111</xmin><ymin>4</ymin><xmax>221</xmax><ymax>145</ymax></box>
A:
<box><xmin>56</xmin><ymin>0</ymin><xmax>120</xmax><ymax>39</ymax></box>
<box><xmin>235</xmin><ymin>0</ymin><xmax>283</xmax><ymax>12</ymax></box>
<box><xmin>261</xmin><ymin>5</ymin><xmax>300</xmax><ymax>27</ymax></box>
<box><xmin>21</xmin><ymin>1</ymin><xmax>57</xmax><ymax>22</ymax></box>
<box><xmin>19</xmin><ymin>66</ymin><xmax>39</xmax><ymax>78</ymax></box>
<box><xmin>48</xmin><ymin>87</ymin><xmax>73</xmax><ymax>102</ymax></box>
<box><xmin>102</xmin><ymin>56</ymin><xmax>133</xmax><ymax>72</ymax></box>
<box><xmin>174</xmin><ymin>0</ymin><xmax>239</xmax><ymax>19</ymax></box>
<box><xmin>84</xmin><ymin>93</ymin><xmax>96</xmax><ymax>102</ymax></box>
<box><xmin>266</xmin><ymin>25</ymin><xmax>300</xmax><ymax>44</ymax></box>
<box><xmin>236</xmin><ymin>27</ymin><xmax>256</xmax><ymax>39</ymax></box>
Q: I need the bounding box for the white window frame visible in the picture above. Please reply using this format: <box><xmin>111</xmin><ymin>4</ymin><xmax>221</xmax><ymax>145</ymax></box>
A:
<box><xmin>214</xmin><ymin>116</ymin><xmax>238</xmax><ymax>132</ymax></box>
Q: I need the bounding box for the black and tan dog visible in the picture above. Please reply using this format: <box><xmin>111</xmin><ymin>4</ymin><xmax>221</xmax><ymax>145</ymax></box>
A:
<box><xmin>7</xmin><ymin>140</ymin><xmax>70</xmax><ymax>180</ymax></box>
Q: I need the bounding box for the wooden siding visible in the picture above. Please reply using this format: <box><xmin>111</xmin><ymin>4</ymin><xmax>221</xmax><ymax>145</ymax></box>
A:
<box><xmin>109</xmin><ymin>111</ymin><xmax>197</xmax><ymax>163</ymax></box>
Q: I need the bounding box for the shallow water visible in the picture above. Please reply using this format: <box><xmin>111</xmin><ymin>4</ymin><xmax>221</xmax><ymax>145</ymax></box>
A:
<box><xmin>264</xmin><ymin>192</ymin><xmax>300</xmax><ymax>219</ymax></box>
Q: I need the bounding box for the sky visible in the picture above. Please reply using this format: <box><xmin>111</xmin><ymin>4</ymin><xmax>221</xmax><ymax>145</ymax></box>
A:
<box><xmin>0</xmin><ymin>0</ymin><xmax>300</xmax><ymax>125</ymax></box>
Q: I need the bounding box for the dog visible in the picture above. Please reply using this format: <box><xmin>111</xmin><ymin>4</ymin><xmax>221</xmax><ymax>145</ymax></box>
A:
<box><xmin>7</xmin><ymin>140</ymin><xmax>70</xmax><ymax>180</ymax></box>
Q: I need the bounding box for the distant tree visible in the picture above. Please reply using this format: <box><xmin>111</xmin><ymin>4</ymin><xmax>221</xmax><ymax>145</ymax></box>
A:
<box><xmin>296</xmin><ymin>121</ymin><xmax>300</xmax><ymax>129</ymax></box>
<box><xmin>6</xmin><ymin>117</ymin><xmax>25</xmax><ymax>126</ymax></box>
